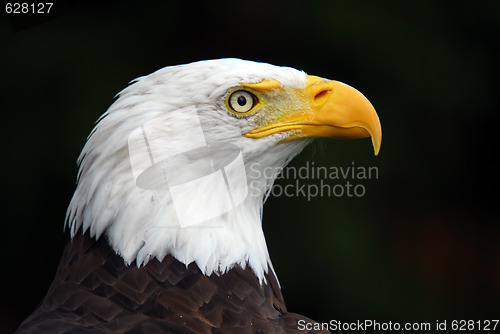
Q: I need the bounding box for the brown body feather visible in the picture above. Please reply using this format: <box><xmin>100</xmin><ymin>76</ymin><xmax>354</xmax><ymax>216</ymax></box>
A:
<box><xmin>16</xmin><ymin>231</ymin><xmax>330</xmax><ymax>334</ymax></box>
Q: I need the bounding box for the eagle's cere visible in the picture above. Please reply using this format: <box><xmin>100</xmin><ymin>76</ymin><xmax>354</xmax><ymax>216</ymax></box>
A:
<box><xmin>16</xmin><ymin>59</ymin><xmax>381</xmax><ymax>334</ymax></box>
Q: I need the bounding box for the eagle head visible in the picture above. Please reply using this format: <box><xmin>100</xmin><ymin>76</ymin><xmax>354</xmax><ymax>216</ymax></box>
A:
<box><xmin>66</xmin><ymin>59</ymin><xmax>381</xmax><ymax>281</ymax></box>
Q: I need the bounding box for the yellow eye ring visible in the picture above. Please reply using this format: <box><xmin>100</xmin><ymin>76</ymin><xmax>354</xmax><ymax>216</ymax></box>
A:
<box><xmin>226</xmin><ymin>90</ymin><xmax>260</xmax><ymax>115</ymax></box>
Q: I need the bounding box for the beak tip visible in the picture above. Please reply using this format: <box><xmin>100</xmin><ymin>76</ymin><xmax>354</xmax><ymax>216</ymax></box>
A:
<box><xmin>372</xmin><ymin>136</ymin><xmax>381</xmax><ymax>156</ymax></box>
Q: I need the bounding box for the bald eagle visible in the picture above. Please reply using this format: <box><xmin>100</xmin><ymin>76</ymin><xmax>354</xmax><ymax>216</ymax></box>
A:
<box><xmin>16</xmin><ymin>59</ymin><xmax>381</xmax><ymax>334</ymax></box>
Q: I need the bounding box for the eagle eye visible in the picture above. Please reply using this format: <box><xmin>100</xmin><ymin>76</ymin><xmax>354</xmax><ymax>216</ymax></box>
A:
<box><xmin>227</xmin><ymin>90</ymin><xmax>258</xmax><ymax>114</ymax></box>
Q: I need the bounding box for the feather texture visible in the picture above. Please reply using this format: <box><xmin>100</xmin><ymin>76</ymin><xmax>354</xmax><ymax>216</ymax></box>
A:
<box><xmin>16</xmin><ymin>231</ymin><xmax>329</xmax><ymax>334</ymax></box>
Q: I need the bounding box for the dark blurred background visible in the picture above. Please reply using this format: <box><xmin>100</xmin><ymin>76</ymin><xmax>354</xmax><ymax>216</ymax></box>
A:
<box><xmin>1</xmin><ymin>0</ymin><xmax>499</xmax><ymax>332</ymax></box>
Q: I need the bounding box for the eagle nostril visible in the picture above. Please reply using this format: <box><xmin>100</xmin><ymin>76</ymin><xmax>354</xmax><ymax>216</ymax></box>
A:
<box><xmin>313</xmin><ymin>88</ymin><xmax>331</xmax><ymax>106</ymax></box>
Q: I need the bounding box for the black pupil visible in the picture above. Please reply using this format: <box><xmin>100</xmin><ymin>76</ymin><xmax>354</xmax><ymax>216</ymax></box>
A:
<box><xmin>237</xmin><ymin>95</ymin><xmax>247</xmax><ymax>106</ymax></box>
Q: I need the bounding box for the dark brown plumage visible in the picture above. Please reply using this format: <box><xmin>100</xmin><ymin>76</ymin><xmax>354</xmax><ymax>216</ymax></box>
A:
<box><xmin>16</xmin><ymin>230</ymin><xmax>330</xmax><ymax>334</ymax></box>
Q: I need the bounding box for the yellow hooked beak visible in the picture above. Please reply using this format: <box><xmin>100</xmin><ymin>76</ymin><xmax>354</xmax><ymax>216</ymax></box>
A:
<box><xmin>245</xmin><ymin>76</ymin><xmax>382</xmax><ymax>155</ymax></box>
